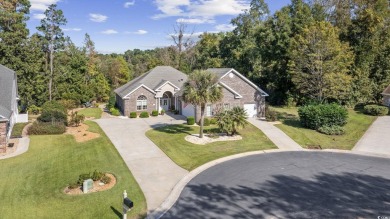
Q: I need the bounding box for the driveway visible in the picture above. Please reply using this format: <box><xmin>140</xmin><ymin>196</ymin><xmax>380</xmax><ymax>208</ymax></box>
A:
<box><xmin>353</xmin><ymin>116</ymin><xmax>390</xmax><ymax>155</ymax></box>
<box><xmin>162</xmin><ymin>151</ymin><xmax>390</xmax><ymax>219</ymax></box>
<box><xmin>96</xmin><ymin>114</ymin><xmax>188</xmax><ymax>212</ymax></box>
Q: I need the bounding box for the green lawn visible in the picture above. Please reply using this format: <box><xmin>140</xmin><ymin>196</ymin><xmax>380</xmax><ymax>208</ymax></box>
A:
<box><xmin>77</xmin><ymin>108</ymin><xmax>103</xmax><ymax>119</ymax></box>
<box><xmin>271</xmin><ymin>107</ymin><xmax>377</xmax><ymax>150</ymax></box>
<box><xmin>146</xmin><ymin>124</ymin><xmax>277</xmax><ymax>171</ymax></box>
<box><xmin>11</xmin><ymin>122</ymin><xmax>29</xmax><ymax>138</ymax></box>
<box><xmin>0</xmin><ymin>121</ymin><xmax>146</xmax><ymax>219</ymax></box>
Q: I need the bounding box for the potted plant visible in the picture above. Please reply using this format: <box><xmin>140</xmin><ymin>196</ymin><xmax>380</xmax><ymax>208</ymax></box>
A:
<box><xmin>161</xmin><ymin>109</ymin><xmax>165</xmax><ymax>115</ymax></box>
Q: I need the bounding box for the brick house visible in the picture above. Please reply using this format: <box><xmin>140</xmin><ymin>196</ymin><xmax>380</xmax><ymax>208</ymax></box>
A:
<box><xmin>381</xmin><ymin>85</ymin><xmax>390</xmax><ymax>107</ymax></box>
<box><xmin>114</xmin><ymin>66</ymin><xmax>268</xmax><ymax>120</ymax></box>
<box><xmin>0</xmin><ymin>65</ymin><xmax>20</xmax><ymax>152</ymax></box>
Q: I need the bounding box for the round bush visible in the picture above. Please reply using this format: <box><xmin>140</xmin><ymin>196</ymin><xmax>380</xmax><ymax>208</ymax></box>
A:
<box><xmin>187</xmin><ymin>116</ymin><xmax>195</xmax><ymax>125</ymax></box>
<box><xmin>139</xmin><ymin>111</ymin><xmax>149</xmax><ymax>118</ymax></box>
<box><xmin>109</xmin><ymin>108</ymin><xmax>120</xmax><ymax>116</ymax></box>
<box><xmin>129</xmin><ymin>112</ymin><xmax>137</xmax><ymax>118</ymax></box>
<box><xmin>317</xmin><ymin>125</ymin><xmax>345</xmax><ymax>135</ymax></box>
<box><xmin>152</xmin><ymin>110</ymin><xmax>158</xmax><ymax>117</ymax></box>
<box><xmin>363</xmin><ymin>105</ymin><xmax>389</xmax><ymax>116</ymax></box>
<box><xmin>204</xmin><ymin>118</ymin><xmax>210</xmax><ymax>126</ymax></box>
<box><xmin>210</xmin><ymin>118</ymin><xmax>217</xmax><ymax>125</ymax></box>
<box><xmin>298</xmin><ymin>103</ymin><xmax>348</xmax><ymax>130</ymax></box>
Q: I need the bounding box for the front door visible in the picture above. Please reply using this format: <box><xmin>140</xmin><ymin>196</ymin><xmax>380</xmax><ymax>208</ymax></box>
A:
<box><xmin>161</xmin><ymin>98</ymin><xmax>170</xmax><ymax>111</ymax></box>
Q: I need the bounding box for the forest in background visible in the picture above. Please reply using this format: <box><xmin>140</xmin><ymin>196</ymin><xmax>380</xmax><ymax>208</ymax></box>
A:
<box><xmin>0</xmin><ymin>0</ymin><xmax>389</xmax><ymax>110</ymax></box>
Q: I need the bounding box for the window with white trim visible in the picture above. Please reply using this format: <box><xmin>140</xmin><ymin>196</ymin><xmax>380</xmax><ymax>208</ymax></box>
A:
<box><xmin>206</xmin><ymin>105</ymin><xmax>212</xmax><ymax>116</ymax></box>
<box><xmin>137</xmin><ymin>95</ymin><xmax>147</xmax><ymax>110</ymax></box>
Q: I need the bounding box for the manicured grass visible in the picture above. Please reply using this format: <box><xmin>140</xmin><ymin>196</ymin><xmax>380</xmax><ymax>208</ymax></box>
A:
<box><xmin>0</xmin><ymin>121</ymin><xmax>146</xmax><ymax>218</ymax></box>
<box><xmin>11</xmin><ymin>122</ymin><xmax>29</xmax><ymax>138</ymax></box>
<box><xmin>146</xmin><ymin>124</ymin><xmax>277</xmax><ymax>171</ymax></box>
<box><xmin>271</xmin><ymin>107</ymin><xmax>377</xmax><ymax>150</ymax></box>
<box><xmin>77</xmin><ymin>108</ymin><xmax>102</xmax><ymax>119</ymax></box>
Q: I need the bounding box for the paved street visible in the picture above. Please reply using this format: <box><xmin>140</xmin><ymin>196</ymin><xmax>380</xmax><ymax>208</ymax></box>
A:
<box><xmin>96</xmin><ymin>114</ymin><xmax>188</xmax><ymax>212</ymax></box>
<box><xmin>353</xmin><ymin>116</ymin><xmax>390</xmax><ymax>155</ymax></box>
<box><xmin>162</xmin><ymin>151</ymin><xmax>390</xmax><ymax>219</ymax></box>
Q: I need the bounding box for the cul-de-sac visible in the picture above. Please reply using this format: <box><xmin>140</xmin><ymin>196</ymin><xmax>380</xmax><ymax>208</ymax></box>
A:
<box><xmin>1</xmin><ymin>0</ymin><xmax>390</xmax><ymax>218</ymax></box>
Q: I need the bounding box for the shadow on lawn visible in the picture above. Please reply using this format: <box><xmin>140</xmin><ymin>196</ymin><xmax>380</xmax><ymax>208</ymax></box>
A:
<box><xmin>110</xmin><ymin>206</ymin><xmax>122</xmax><ymax>218</ymax></box>
<box><xmin>162</xmin><ymin>172</ymin><xmax>390</xmax><ymax>219</ymax></box>
<box><xmin>153</xmin><ymin>124</ymin><xmax>193</xmax><ymax>135</ymax></box>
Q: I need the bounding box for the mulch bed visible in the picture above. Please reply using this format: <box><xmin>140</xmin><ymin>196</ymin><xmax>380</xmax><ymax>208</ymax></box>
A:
<box><xmin>64</xmin><ymin>173</ymin><xmax>116</xmax><ymax>195</ymax></box>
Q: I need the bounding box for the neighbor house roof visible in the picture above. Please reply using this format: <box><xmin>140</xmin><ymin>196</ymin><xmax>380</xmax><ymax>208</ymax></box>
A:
<box><xmin>115</xmin><ymin>66</ymin><xmax>188</xmax><ymax>98</ymax></box>
<box><xmin>382</xmin><ymin>85</ymin><xmax>390</xmax><ymax>96</ymax></box>
<box><xmin>0</xmin><ymin>64</ymin><xmax>17</xmax><ymax>120</ymax></box>
<box><xmin>207</xmin><ymin>68</ymin><xmax>269</xmax><ymax>97</ymax></box>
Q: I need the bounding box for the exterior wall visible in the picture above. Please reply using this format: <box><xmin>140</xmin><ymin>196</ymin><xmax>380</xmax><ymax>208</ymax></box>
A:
<box><xmin>123</xmin><ymin>87</ymin><xmax>156</xmax><ymax>116</ymax></box>
<box><xmin>116</xmin><ymin>94</ymin><xmax>125</xmax><ymax>114</ymax></box>
<box><xmin>194</xmin><ymin>72</ymin><xmax>266</xmax><ymax>122</ymax></box>
<box><xmin>383</xmin><ymin>95</ymin><xmax>390</xmax><ymax>107</ymax></box>
<box><xmin>0</xmin><ymin>121</ymin><xmax>8</xmax><ymax>150</ymax></box>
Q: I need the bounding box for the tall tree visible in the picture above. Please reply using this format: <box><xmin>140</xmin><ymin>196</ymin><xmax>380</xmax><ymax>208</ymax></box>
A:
<box><xmin>182</xmin><ymin>70</ymin><xmax>223</xmax><ymax>138</ymax></box>
<box><xmin>37</xmin><ymin>4</ymin><xmax>67</xmax><ymax>101</ymax></box>
<box><xmin>195</xmin><ymin>33</ymin><xmax>223</xmax><ymax>69</ymax></box>
<box><xmin>170</xmin><ymin>22</ymin><xmax>194</xmax><ymax>70</ymax></box>
<box><xmin>289</xmin><ymin>21</ymin><xmax>354</xmax><ymax>103</ymax></box>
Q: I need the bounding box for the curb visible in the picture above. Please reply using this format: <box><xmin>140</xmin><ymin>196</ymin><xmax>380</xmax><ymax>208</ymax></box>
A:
<box><xmin>147</xmin><ymin>148</ymin><xmax>390</xmax><ymax>219</ymax></box>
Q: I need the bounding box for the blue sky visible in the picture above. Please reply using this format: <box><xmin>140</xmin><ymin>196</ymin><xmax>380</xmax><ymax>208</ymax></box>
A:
<box><xmin>27</xmin><ymin>0</ymin><xmax>290</xmax><ymax>53</ymax></box>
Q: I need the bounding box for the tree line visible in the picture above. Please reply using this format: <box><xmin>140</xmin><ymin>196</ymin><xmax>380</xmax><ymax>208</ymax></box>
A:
<box><xmin>1</xmin><ymin>0</ymin><xmax>389</xmax><ymax>110</ymax></box>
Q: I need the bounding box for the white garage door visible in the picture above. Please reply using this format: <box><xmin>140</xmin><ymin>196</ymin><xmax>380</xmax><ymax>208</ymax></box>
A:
<box><xmin>182</xmin><ymin>103</ymin><xmax>195</xmax><ymax>117</ymax></box>
<box><xmin>244</xmin><ymin>104</ymin><xmax>257</xmax><ymax>118</ymax></box>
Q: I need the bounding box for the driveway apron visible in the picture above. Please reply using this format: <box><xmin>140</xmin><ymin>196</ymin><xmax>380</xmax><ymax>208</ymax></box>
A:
<box><xmin>96</xmin><ymin>115</ymin><xmax>188</xmax><ymax>212</ymax></box>
<box><xmin>353</xmin><ymin>116</ymin><xmax>390</xmax><ymax>155</ymax></box>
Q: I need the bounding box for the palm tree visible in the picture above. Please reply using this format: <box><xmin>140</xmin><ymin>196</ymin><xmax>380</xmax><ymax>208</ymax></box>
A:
<box><xmin>231</xmin><ymin>107</ymin><xmax>248</xmax><ymax>135</ymax></box>
<box><xmin>182</xmin><ymin>70</ymin><xmax>223</xmax><ymax>138</ymax></box>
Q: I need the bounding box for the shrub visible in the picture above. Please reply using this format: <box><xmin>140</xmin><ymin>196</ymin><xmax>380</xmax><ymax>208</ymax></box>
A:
<box><xmin>160</xmin><ymin>109</ymin><xmax>165</xmax><ymax>115</ymax></box>
<box><xmin>187</xmin><ymin>116</ymin><xmax>195</xmax><ymax>125</ymax></box>
<box><xmin>91</xmin><ymin>170</ymin><xmax>104</xmax><ymax>181</ymax></box>
<box><xmin>265</xmin><ymin>106</ymin><xmax>278</xmax><ymax>122</ymax></box>
<box><xmin>28</xmin><ymin>122</ymin><xmax>66</xmax><ymax>135</ymax></box>
<box><xmin>59</xmin><ymin>99</ymin><xmax>78</xmax><ymax>110</ymax></box>
<box><xmin>210</xmin><ymin>118</ymin><xmax>217</xmax><ymax>125</ymax></box>
<box><xmin>204</xmin><ymin>118</ymin><xmax>210</xmax><ymax>126</ymax></box>
<box><xmin>129</xmin><ymin>112</ymin><xmax>137</xmax><ymax>118</ymax></box>
<box><xmin>77</xmin><ymin>173</ymin><xmax>91</xmax><ymax>185</ymax></box>
<box><xmin>68</xmin><ymin>182</ymin><xmax>79</xmax><ymax>189</ymax></box>
<box><xmin>363</xmin><ymin>105</ymin><xmax>389</xmax><ymax>116</ymax></box>
<box><xmin>215</xmin><ymin>107</ymin><xmax>248</xmax><ymax>136</ymax></box>
<box><xmin>101</xmin><ymin>175</ymin><xmax>111</xmax><ymax>184</ymax></box>
<box><xmin>298</xmin><ymin>104</ymin><xmax>348</xmax><ymax>130</ymax></box>
<box><xmin>28</xmin><ymin>105</ymin><xmax>41</xmax><ymax>115</ymax></box>
<box><xmin>69</xmin><ymin>111</ymin><xmax>85</xmax><ymax>127</ymax></box>
<box><xmin>38</xmin><ymin>101</ymin><xmax>67</xmax><ymax>124</ymax></box>
<box><xmin>109</xmin><ymin>108</ymin><xmax>120</xmax><ymax>116</ymax></box>
<box><xmin>317</xmin><ymin>125</ymin><xmax>345</xmax><ymax>135</ymax></box>
<box><xmin>152</xmin><ymin>110</ymin><xmax>158</xmax><ymax>116</ymax></box>
<box><xmin>139</xmin><ymin>111</ymin><xmax>149</xmax><ymax>118</ymax></box>
<box><xmin>107</xmin><ymin>93</ymin><xmax>116</xmax><ymax>109</ymax></box>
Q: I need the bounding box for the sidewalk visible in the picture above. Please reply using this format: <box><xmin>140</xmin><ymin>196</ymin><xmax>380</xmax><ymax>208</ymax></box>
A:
<box><xmin>248</xmin><ymin>118</ymin><xmax>302</xmax><ymax>150</ymax></box>
<box><xmin>0</xmin><ymin>123</ymin><xmax>31</xmax><ymax>160</ymax></box>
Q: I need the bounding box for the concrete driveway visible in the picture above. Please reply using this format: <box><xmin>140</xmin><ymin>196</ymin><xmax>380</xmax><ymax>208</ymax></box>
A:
<box><xmin>353</xmin><ymin>116</ymin><xmax>390</xmax><ymax>155</ymax></box>
<box><xmin>96</xmin><ymin>114</ymin><xmax>188</xmax><ymax>212</ymax></box>
<box><xmin>162</xmin><ymin>151</ymin><xmax>390</xmax><ymax>218</ymax></box>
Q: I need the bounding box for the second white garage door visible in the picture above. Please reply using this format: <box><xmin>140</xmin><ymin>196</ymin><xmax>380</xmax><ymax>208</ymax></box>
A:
<box><xmin>244</xmin><ymin>104</ymin><xmax>257</xmax><ymax>118</ymax></box>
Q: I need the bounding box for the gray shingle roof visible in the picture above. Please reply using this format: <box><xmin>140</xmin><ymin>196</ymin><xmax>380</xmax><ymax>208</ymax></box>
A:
<box><xmin>115</xmin><ymin>66</ymin><xmax>188</xmax><ymax>98</ymax></box>
<box><xmin>0</xmin><ymin>64</ymin><xmax>16</xmax><ymax>119</ymax></box>
<box><xmin>207</xmin><ymin>68</ymin><xmax>269</xmax><ymax>96</ymax></box>
<box><xmin>382</xmin><ymin>85</ymin><xmax>390</xmax><ymax>95</ymax></box>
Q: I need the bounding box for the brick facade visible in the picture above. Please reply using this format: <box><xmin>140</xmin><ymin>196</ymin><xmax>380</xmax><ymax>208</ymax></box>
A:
<box><xmin>0</xmin><ymin>121</ymin><xmax>8</xmax><ymax>151</ymax></box>
<box><xmin>122</xmin><ymin>87</ymin><xmax>157</xmax><ymax>116</ymax></box>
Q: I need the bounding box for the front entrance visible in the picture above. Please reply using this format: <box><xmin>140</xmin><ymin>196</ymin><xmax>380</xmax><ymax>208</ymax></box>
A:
<box><xmin>160</xmin><ymin>98</ymin><xmax>170</xmax><ymax>111</ymax></box>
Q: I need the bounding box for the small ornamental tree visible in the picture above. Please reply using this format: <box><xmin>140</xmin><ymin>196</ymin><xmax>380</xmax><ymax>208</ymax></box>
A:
<box><xmin>215</xmin><ymin>107</ymin><xmax>248</xmax><ymax>136</ymax></box>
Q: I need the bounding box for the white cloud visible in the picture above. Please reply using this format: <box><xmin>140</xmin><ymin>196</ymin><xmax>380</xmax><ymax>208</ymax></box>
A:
<box><xmin>101</xmin><ymin>29</ymin><xmax>118</xmax><ymax>34</ymax></box>
<box><xmin>153</xmin><ymin>0</ymin><xmax>249</xmax><ymax>19</ymax></box>
<box><xmin>89</xmin><ymin>13</ymin><xmax>108</xmax><ymax>22</ymax></box>
<box><xmin>125</xmin><ymin>30</ymin><xmax>148</xmax><ymax>35</ymax></box>
<box><xmin>32</xmin><ymin>13</ymin><xmax>46</xmax><ymax>20</ymax></box>
<box><xmin>124</xmin><ymin>1</ymin><xmax>136</xmax><ymax>8</ymax></box>
<box><xmin>30</xmin><ymin>0</ymin><xmax>59</xmax><ymax>11</ymax></box>
<box><xmin>63</xmin><ymin>28</ymin><xmax>82</xmax><ymax>32</ymax></box>
<box><xmin>176</xmin><ymin>18</ymin><xmax>215</xmax><ymax>24</ymax></box>
<box><xmin>215</xmin><ymin>24</ymin><xmax>235</xmax><ymax>32</ymax></box>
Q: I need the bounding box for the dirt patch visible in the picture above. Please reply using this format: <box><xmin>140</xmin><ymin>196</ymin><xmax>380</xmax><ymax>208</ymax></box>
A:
<box><xmin>66</xmin><ymin>123</ymin><xmax>100</xmax><ymax>142</ymax></box>
<box><xmin>185</xmin><ymin>133</ymin><xmax>242</xmax><ymax>145</ymax></box>
<box><xmin>64</xmin><ymin>173</ymin><xmax>116</xmax><ymax>195</ymax></box>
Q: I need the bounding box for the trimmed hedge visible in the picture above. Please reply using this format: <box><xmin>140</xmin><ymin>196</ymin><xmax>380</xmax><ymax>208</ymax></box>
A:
<box><xmin>210</xmin><ymin>118</ymin><xmax>217</xmax><ymax>125</ymax></box>
<box><xmin>139</xmin><ymin>112</ymin><xmax>149</xmax><ymax>118</ymax></box>
<box><xmin>203</xmin><ymin>118</ymin><xmax>210</xmax><ymax>126</ymax></box>
<box><xmin>187</xmin><ymin>116</ymin><xmax>195</xmax><ymax>125</ymax></box>
<box><xmin>152</xmin><ymin>110</ymin><xmax>159</xmax><ymax>117</ymax></box>
<box><xmin>129</xmin><ymin>112</ymin><xmax>137</xmax><ymax>118</ymax></box>
<box><xmin>298</xmin><ymin>104</ymin><xmax>348</xmax><ymax>130</ymax></box>
<box><xmin>363</xmin><ymin>105</ymin><xmax>389</xmax><ymax>116</ymax></box>
<box><xmin>28</xmin><ymin>122</ymin><xmax>66</xmax><ymax>135</ymax></box>
<box><xmin>317</xmin><ymin>125</ymin><xmax>345</xmax><ymax>135</ymax></box>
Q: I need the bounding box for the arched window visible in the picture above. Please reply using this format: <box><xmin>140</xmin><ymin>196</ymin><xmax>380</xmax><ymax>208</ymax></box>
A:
<box><xmin>137</xmin><ymin>95</ymin><xmax>147</xmax><ymax>110</ymax></box>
